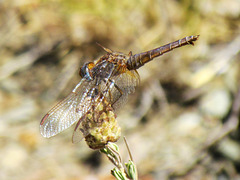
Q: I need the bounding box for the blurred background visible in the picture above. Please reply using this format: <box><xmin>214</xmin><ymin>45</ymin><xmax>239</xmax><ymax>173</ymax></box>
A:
<box><xmin>0</xmin><ymin>0</ymin><xmax>240</xmax><ymax>179</ymax></box>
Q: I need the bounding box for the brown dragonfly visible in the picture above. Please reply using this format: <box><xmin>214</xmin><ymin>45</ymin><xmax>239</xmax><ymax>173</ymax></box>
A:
<box><xmin>40</xmin><ymin>35</ymin><xmax>199</xmax><ymax>149</ymax></box>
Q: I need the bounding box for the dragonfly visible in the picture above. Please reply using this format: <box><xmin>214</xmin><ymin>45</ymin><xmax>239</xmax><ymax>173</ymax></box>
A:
<box><xmin>40</xmin><ymin>35</ymin><xmax>199</xmax><ymax>149</ymax></box>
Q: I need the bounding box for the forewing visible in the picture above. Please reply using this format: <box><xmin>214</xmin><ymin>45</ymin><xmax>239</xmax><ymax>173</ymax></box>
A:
<box><xmin>40</xmin><ymin>78</ymin><xmax>96</xmax><ymax>138</ymax></box>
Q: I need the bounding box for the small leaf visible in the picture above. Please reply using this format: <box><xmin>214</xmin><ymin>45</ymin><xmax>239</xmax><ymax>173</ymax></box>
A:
<box><xmin>111</xmin><ymin>168</ymin><xmax>128</xmax><ymax>180</ymax></box>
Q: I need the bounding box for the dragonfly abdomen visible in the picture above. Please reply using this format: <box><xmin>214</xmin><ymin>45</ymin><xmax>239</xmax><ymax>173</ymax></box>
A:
<box><xmin>126</xmin><ymin>35</ymin><xmax>199</xmax><ymax>70</ymax></box>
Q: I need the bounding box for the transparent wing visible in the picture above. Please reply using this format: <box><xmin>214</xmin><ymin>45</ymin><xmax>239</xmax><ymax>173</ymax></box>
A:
<box><xmin>40</xmin><ymin>78</ymin><xmax>97</xmax><ymax>138</ymax></box>
<box><xmin>110</xmin><ymin>69</ymin><xmax>140</xmax><ymax>110</ymax></box>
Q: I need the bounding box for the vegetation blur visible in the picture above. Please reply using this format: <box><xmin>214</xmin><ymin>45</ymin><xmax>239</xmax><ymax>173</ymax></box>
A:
<box><xmin>0</xmin><ymin>0</ymin><xmax>240</xmax><ymax>179</ymax></box>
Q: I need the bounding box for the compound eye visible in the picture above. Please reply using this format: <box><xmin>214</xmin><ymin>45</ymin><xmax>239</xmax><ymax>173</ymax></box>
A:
<box><xmin>79</xmin><ymin>64</ymin><xmax>87</xmax><ymax>78</ymax></box>
<box><xmin>79</xmin><ymin>62</ymin><xmax>94</xmax><ymax>80</ymax></box>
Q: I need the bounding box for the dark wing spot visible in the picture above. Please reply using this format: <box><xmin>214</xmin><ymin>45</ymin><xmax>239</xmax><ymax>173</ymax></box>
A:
<box><xmin>40</xmin><ymin>113</ymin><xmax>49</xmax><ymax>125</ymax></box>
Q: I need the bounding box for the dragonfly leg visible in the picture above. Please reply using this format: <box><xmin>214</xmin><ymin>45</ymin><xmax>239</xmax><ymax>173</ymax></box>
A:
<box><xmin>108</xmin><ymin>79</ymin><xmax>123</xmax><ymax>108</ymax></box>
